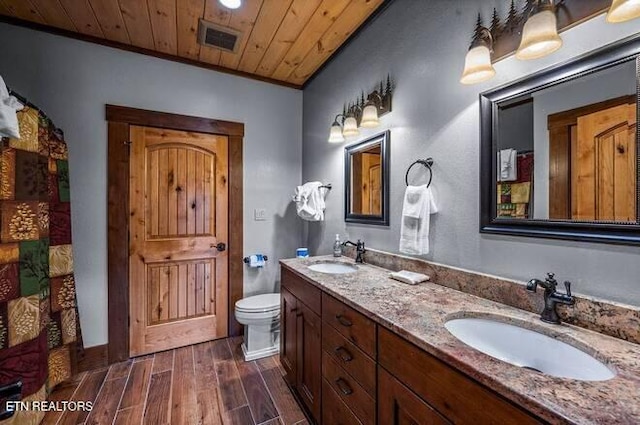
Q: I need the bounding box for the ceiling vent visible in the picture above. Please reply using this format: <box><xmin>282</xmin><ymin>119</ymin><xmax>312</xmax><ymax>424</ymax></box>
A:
<box><xmin>197</xmin><ymin>20</ymin><xmax>241</xmax><ymax>53</ymax></box>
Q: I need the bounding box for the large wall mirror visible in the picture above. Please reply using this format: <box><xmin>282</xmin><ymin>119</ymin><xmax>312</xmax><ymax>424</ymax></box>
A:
<box><xmin>345</xmin><ymin>130</ymin><xmax>390</xmax><ymax>225</ymax></box>
<box><xmin>480</xmin><ymin>35</ymin><xmax>640</xmax><ymax>245</ymax></box>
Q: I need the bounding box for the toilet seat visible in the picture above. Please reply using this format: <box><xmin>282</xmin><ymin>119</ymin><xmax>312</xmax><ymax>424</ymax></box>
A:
<box><xmin>235</xmin><ymin>293</ymin><xmax>280</xmax><ymax>313</ymax></box>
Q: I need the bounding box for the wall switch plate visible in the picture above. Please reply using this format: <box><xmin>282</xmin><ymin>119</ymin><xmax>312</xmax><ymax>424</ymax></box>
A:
<box><xmin>254</xmin><ymin>208</ymin><xmax>267</xmax><ymax>221</ymax></box>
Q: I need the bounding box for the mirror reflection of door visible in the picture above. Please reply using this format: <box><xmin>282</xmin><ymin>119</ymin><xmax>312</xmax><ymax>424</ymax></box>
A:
<box><xmin>351</xmin><ymin>146</ymin><xmax>382</xmax><ymax>215</ymax></box>
<box><xmin>548</xmin><ymin>95</ymin><xmax>637</xmax><ymax>222</ymax></box>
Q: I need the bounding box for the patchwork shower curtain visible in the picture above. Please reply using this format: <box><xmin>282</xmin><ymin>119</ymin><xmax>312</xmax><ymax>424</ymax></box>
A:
<box><xmin>0</xmin><ymin>104</ymin><xmax>82</xmax><ymax>425</ymax></box>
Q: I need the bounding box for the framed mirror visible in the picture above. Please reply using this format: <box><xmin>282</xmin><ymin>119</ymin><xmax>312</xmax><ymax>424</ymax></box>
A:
<box><xmin>480</xmin><ymin>35</ymin><xmax>640</xmax><ymax>245</ymax></box>
<box><xmin>345</xmin><ymin>130</ymin><xmax>390</xmax><ymax>226</ymax></box>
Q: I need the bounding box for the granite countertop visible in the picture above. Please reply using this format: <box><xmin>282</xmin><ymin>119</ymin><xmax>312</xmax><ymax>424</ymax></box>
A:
<box><xmin>280</xmin><ymin>256</ymin><xmax>640</xmax><ymax>425</ymax></box>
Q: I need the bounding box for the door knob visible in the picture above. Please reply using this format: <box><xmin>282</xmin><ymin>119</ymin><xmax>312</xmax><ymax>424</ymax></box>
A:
<box><xmin>216</xmin><ymin>243</ymin><xmax>226</xmax><ymax>252</ymax></box>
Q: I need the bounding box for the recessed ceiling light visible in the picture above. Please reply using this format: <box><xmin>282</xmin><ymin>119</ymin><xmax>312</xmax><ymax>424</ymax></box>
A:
<box><xmin>219</xmin><ymin>0</ymin><xmax>241</xmax><ymax>9</ymax></box>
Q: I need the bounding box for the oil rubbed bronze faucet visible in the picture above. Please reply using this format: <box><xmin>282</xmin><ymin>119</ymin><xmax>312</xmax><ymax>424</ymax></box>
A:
<box><xmin>342</xmin><ymin>239</ymin><xmax>366</xmax><ymax>263</ymax></box>
<box><xmin>526</xmin><ymin>273</ymin><xmax>575</xmax><ymax>324</ymax></box>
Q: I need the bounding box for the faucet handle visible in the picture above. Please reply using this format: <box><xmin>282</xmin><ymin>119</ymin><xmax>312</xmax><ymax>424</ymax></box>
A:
<box><xmin>564</xmin><ymin>281</ymin><xmax>572</xmax><ymax>297</ymax></box>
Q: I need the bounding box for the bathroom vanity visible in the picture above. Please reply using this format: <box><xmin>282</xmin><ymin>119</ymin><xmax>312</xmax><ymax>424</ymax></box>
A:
<box><xmin>280</xmin><ymin>256</ymin><xmax>640</xmax><ymax>425</ymax></box>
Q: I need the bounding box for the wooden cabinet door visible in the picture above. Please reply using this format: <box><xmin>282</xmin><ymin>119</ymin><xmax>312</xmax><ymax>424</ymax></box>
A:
<box><xmin>378</xmin><ymin>367</ymin><xmax>451</xmax><ymax>425</ymax></box>
<box><xmin>280</xmin><ymin>287</ymin><xmax>298</xmax><ymax>388</ymax></box>
<box><xmin>296</xmin><ymin>302</ymin><xmax>322</xmax><ymax>423</ymax></box>
<box><xmin>129</xmin><ymin>126</ymin><xmax>229</xmax><ymax>356</ymax></box>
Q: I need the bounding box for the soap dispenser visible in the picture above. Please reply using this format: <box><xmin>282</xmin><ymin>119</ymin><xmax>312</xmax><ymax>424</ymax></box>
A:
<box><xmin>333</xmin><ymin>234</ymin><xmax>342</xmax><ymax>257</ymax></box>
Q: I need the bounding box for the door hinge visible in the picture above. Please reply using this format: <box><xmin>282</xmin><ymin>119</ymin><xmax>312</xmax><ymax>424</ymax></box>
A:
<box><xmin>128</xmin><ymin>316</ymin><xmax>130</xmax><ymax>327</ymax></box>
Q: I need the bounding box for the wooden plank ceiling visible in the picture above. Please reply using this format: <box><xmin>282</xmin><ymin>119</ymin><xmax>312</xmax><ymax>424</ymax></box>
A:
<box><xmin>0</xmin><ymin>0</ymin><xmax>386</xmax><ymax>88</ymax></box>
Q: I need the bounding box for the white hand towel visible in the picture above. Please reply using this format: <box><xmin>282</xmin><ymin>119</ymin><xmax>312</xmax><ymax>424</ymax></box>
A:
<box><xmin>402</xmin><ymin>185</ymin><xmax>425</xmax><ymax>218</ymax></box>
<box><xmin>498</xmin><ymin>149</ymin><xmax>517</xmax><ymax>181</ymax></box>
<box><xmin>0</xmin><ymin>75</ymin><xmax>24</xmax><ymax>139</ymax></box>
<box><xmin>399</xmin><ymin>185</ymin><xmax>438</xmax><ymax>255</ymax></box>
<box><xmin>294</xmin><ymin>181</ymin><xmax>326</xmax><ymax>221</ymax></box>
<box><xmin>389</xmin><ymin>270</ymin><xmax>430</xmax><ymax>285</ymax></box>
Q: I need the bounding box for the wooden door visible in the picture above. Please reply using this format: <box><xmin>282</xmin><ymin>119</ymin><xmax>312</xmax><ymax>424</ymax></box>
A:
<box><xmin>361</xmin><ymin>152</ymin><xmax>381</xmax><ymax>215</ymax></box>
<box><xmin>296</xmin><ymin>302</ymin><xmax>321</xmax><ymax>422</ymax></box>
<box><xmin>378</xmin><ymin>368</ymin><xmax>451</xmax><ymax>425</ymax></box>
<box><xmin>280</xmin><ymin>287</ymin><xmax>298</xmax><ymax>388</ymax></box>
<box><xmin>129</xmin><ymin>126</ymin><xmax>229</xmax><ymax>356</ymax></box>
<box><xmin>573</xmin><ymin>103</ymin><xmax>637</xmax><ymax>221</ymax></box>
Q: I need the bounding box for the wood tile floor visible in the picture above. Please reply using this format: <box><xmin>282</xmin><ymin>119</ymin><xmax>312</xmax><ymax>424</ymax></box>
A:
<box><xmin>43</xmin><ymin>337</ymin><xmax>308</xmax><ymax>425</ymax></box>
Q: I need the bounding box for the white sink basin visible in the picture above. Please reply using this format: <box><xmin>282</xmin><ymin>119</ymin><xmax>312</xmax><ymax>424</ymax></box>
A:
<box><xmin>445</xmin><ymin>317</ymin><xmax>615</xmax><ymax>381</ymax></box>
<box><xmin>308</xmin><ymin>262</ymin><xmax>358</xmax><ymax>274</ymax></box>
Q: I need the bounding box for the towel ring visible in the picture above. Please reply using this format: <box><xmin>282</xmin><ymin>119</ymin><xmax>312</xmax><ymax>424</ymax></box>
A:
<box><xmin>405</xmin><ymin>158</ymin><xmax>434</xmax><ymax>187</ymax></box>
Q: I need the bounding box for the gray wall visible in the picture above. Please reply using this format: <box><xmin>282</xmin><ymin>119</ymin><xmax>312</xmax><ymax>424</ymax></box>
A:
<box><xmin>0</xmin><ymin>23</ymin><xmax>303</xmax><ymax>347</ymax></box>
<box><xmin>532</xmin><ymin>61</ymin><xmax>636</xmax><ymax>219</ymax></box>
<box><xmin>302</xmin><ymin>1</ymin><xmax>640</xmax><ymax>306</ymax></box>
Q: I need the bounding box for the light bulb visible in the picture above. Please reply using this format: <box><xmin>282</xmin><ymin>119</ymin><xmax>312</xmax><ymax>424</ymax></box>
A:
<box><xmin>360</xmin><ymin>104</ymin><xmax>380</xmax><ymax>128</ymax></box>
<box><xmin>460</xmin><ymin>45</ymin><xmax>496</xmax><ymax>85</ymax></box>
<box><xmin>516</xmin><ymin>9</ymin><xmax>562</xmax><ymax>61</ymax></box>
<box><xmin>219</xmin><ymin>0</ymin><xmax>241</xmax><ymax>9</ymax></box>
<box><xmin>342</xmin><ymin>116</ymin><xmax>359</xmax><ymax>137</ymax></box>
<box><xmin>328</xmin><ymin>123</ymin><xmax>345</xmax><ymax>143</ymax></box>
<box><xmin>607</xmin><ymin>0</ymin><xmax>640</xmax><ymax>23</ymax></box>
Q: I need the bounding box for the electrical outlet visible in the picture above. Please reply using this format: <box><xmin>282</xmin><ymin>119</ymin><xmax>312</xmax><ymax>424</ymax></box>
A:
<box><xmin>254</xmin><ymin>208</ymin><xmax>267</xmax><ymax>221</ymax></box>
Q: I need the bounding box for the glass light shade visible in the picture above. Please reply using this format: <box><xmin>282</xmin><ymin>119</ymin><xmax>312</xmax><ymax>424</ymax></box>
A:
<box><xmin>219</xmin><ymin>0</ymin><xmax>241</xmax><ymax>9</ymax></box>
<box><xmin>328</xmin><ymin>124</ymin><xmax>345</xmax><ymax>143</ymax></box>
<box><xmin>607</xmin><ymin>0</ymin><xmax>640</xmax><ymax>23</ymax></box>
<box><xmin>460</xmin><ymin>45</ymin><xmax>496</xmax><ymax>85</ymax></box>
<box><xmin>516</xmin><ymin>9</ymin><xmax>563</xmax><ymax>60</ymax></box>
<box><xmin>360</xmin><ymin>104</ymin><xmax>380</xmax><ymax>128</ymax></box>
<box><xmin>342</xmin><ymin>116</ymin><xmax>359</xmax><ymax>137</ymax></box>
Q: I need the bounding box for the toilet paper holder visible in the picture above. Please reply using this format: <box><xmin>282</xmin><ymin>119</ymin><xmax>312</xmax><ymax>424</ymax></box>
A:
<box><xmin>243</xmin><ymin>255</ymin><xmax>268</xmax><ymax>264</ymax></box>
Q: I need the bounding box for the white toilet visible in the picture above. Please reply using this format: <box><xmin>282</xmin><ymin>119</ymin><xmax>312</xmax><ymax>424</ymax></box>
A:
<box><xmin>234</xmin><ymin>293</ymin><xmax>281</xmax><ymax>361</ymax></box>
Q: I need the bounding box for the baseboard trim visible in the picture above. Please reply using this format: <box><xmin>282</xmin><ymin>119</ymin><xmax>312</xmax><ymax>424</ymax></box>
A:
<box><xmin>77</xmin><ymin>344</ymin><xmax>109</xmax><ymax>372</ymax></box>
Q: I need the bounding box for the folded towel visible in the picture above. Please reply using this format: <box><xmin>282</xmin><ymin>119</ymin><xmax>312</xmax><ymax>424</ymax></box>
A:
<box><xmin>0</xmin><ymin>75</ymin><xmax>24</xmax><ymax>139</ymax></box>
<box><xmin>294</xmin><ymin>181</ymin><xmax>326</xmax><ymax>221</ymax></box>
<box><xmin>399</xmin><ymin>185</ymin><xmax>438</xmax><ymax>255</ymax></box>
<box><xmin>498</xmin><ymin>149</ymin><xmax>517</xmax><ymax>182</ymax></box>
<box><xmin>390</xmin><ymin>270</ymin><xmax>430</xmax><ymax>285</ymax></box>
<box><xmin>402</xmin><ymin>185</ymin><xmax>425</xmax><ymax>218</ymax></box>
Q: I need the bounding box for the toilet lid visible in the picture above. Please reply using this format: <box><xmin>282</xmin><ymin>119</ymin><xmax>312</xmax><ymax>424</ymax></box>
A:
<box><xmin>235</xmin><ymin>293</ymin><xmax>280</xmax><ymax>313</ymax></box>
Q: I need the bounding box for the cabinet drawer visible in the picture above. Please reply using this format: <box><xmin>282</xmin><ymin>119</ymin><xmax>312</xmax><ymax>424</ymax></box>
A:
<box><xmin>281</xmin><ymin>267</ymin><xmax>321</xmax><ymax>315</ymax></box>
<box><xmin>322</xmin><ymin>324</ymin><xmax>376</xmax><ymax>396</ymax></box>
<box><xmin>379</xmin><ymin>367</ymin><xmax>452</xmax><ymax>425</ymax></box>
<box><xmin>322</xmin><ymin>378</ymin><xmax>364</xmax><ymax>425</ymax></box>
<box><xmin>322</xmin><ymin>293</ymin><xmax>376</xmax><ymax>358</ymax></box>
<box><xmin>322</xmin><ymin>352</ymin><xmax>375</xmax><ymax>425</ymax></box>
<box><xmin>378</xmin><ymin>328</ymin><xmax>544</xmax><ymax>425</ymax></box>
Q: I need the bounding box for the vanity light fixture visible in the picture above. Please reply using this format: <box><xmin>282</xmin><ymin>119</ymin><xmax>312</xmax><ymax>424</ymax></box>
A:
<box><xmin>460</xmin><ymin>1</ymin><xmax>640</xmax><ymax>85</ymax></box>
<box><xmin>460</xmin><ymin>19</ymin><xmax>496</xmax><ymax>85</ymax></box>
<box><xmin>327</xmin><ymin>77</ymin><xmax>393</xmax><ymax>143</ymax></box>
<box><xmin>328</xmin><ymin>115</ymin><xmax>346</xmax><ymax>143</ymax></box>
<box><xmin>219</xmin><ymin>0</ymin><xmax>241</xmax><ymax>9</ymax></box>
<box><xmin>360</xmin><ymin>91</ymin><xmax>385</xmax><ymax>128</ymax></box>
<box><xmin>342</xmin><ymin>114</ymin><xmax>360</xmax><ymax>137</ymax></box>
<box><xmin>516</xmin><ymin>0</ymin><xmax>563</xmax><ymax>60</ymax></box>
<box><xmin>607</xmin><ymin>0</ymin><xmax>640</xmax><ymax>23</ymax></box>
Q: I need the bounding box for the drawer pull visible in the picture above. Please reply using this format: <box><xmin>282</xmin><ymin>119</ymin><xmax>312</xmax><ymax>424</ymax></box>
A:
<box><xmin>335</xmin><ymin>314</ymin><xmax>353</xmax><ymax>327</ymax></box>
<box><xmin>334</xmin><ymin>346</ymin><xmax>353</xmax><ymax>362</ymax></box>
<box><xmin>335</xmin><ymin>378</ymin><xmax>354</xmax><ymax>396</ymax></box>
